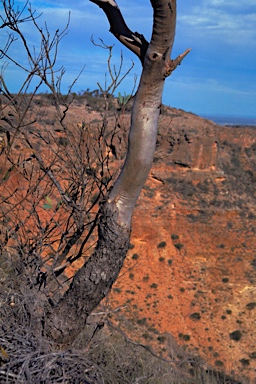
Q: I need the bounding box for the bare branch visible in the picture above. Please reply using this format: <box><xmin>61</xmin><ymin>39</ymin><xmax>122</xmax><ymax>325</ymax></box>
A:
<box><xmin>164</xmin><ymin>48</ymin><xmax>192</xmax><ymax>78</ymax></box>
<box><xmin>44</xmin><ymin>0</ymin><xmax>187</xmax><ymax>343</ymax></box>
<box><xmin>90</xmin><ymin>0</ymin><xmax>149</xmax><ymax>63</ymax></box>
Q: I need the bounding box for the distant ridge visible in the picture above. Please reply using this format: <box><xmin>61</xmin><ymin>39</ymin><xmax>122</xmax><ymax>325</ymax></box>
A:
<box><xmin>202</xmin><ymin>114</ymin><xmax>256</xmax><ymax>126</ymax></box>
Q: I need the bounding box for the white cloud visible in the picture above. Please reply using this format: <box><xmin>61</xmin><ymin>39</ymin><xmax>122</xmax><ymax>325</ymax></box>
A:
<box><xmin>179</xmin><ymin>4</ymin><xmax>256</xmax><ymax>47</ymax></box>
<box><xmin>207</xmin><ymin>0</ymin><xmax>256</xmax><ymax>7</ymax></box>
<box><xmin>1</xmin><ymin>0</ymin><xmax>255</xmax><ymax>117</ymax></box>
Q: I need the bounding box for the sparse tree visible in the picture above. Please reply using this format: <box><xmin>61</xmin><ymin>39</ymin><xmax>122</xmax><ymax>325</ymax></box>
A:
<box><xmin>0</xmin><ymin>0</ymin><xmax>190</xmax><ymax>346</ymax></box>
<box><xmin>45</xmin><ymin>0</ymin><xmax>190</xmax><ymax>343</ymax></box>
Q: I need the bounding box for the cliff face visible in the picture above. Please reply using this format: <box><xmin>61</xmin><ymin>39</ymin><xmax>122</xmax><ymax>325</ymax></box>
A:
<box><xmin>1</xmin><ymin>98</ymin><xmax>255</xmax><ymax>381</ymax></box>
<box><xmin>110</xmin><ymin>110</ymin><xmax>256</xmax><ymax>382</ymax></box>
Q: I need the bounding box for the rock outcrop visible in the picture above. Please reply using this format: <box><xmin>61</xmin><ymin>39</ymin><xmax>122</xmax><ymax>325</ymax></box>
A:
<box><xmin>110</xmin><ymin>109</ymin><xmax>256</xmax><ymax>383</ymax></box>
<box><xmin>1</xmin><ymin>97</ymin><xmax>255</xmax><ymax>382</ymax></box>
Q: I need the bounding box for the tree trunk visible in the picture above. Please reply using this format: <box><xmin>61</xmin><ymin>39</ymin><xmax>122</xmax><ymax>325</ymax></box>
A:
<box><xmin>45</xmin><ymin>0</ymin><xmax>190</xmax><ymax>345</ymax></box>
<box><xmin>45</xmin><ymin>203</ymin><xmax>130</xmax><ymax>344</ymax></box>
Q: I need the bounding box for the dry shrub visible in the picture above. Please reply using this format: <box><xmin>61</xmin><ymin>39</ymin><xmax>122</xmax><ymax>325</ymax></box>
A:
<box><xmin>0</xmin><ymin>269</ymin><xmax>103</xmax><ymax>383</ymax></box>
<box><xmin>0</xmin><ymin>264</ymin><xmax>246</xmax><ymax>384</ymax></box>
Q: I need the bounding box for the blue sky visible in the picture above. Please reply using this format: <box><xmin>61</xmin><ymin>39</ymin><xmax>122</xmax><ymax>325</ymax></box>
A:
<box><xmin>1</xmin><ymin>0</ymin><xmax>256</xmax><ymax>118</ymax></box>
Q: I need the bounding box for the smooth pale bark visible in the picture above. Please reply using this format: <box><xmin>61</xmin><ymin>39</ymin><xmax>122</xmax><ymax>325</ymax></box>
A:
<box><xmin>45</xmin><ymin>0</ymin><xmax>189</xmax><ymax>345</ymax></box>
<box><xmin>45</xmin><ymin>205</ymin><xmax>130</xmax><ymax>344</ymax></box>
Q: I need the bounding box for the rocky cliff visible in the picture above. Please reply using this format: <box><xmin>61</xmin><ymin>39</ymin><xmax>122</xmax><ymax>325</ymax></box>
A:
<box><xmin>109</xmin><ymin>109</ymin><xmax>256</xmax><ymax>382</ymax></box>
<box><xmin>1</xmin><ymin>97</ymin><xmax>255</xmax><ymax>382</ymax></box>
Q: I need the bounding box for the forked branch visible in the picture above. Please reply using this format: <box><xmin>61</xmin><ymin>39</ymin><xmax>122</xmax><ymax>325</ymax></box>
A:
<box><xmin>45</xmin><ymin>0</ymin><xmax>190</xmax><ymax>344</ymax></box>
<box><xmin>90</xmin><ymin>0</ymin><xmax>149</xmax><ymax>63</ymax></box>
<box><xmin>90</xmin><ymin>0</ymin><xmax>191</xmax><ymax>76</ymax></box>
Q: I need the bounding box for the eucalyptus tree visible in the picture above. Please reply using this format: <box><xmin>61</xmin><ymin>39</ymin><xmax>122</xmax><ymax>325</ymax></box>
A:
<box><xmin>45</xmin><ymin>0</ymin><xmax>190</xmax><ymax>344</ymax></box>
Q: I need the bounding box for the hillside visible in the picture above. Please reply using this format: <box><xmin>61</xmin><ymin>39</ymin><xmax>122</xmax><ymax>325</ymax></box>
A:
<box><xmin>0</xmin><ymin>94</ymin><xmax>255</xmax><ymax>382</ymax></box>
<box><xmin>109</xmin><ymin>108</ymin><xmax>256</xmax><ymax>382</ymax></box>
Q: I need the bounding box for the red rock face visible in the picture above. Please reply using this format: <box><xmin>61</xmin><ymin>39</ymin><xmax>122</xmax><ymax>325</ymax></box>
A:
<box><xmin>110</xmin><ymin>112</ymin><xmax>256</xmax><ymax>382</ymax></box>
<box><xmin>1</xmin><ymin>98</ymin><xmax>255</xmax><ymax>381</ymax></box>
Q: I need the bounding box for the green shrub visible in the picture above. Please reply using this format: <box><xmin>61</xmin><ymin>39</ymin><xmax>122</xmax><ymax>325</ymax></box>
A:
<box><xmin>157</xmin><ymin>241</ymin><xmax>166</xmax><ymax>249</ymax></box>
<box><xmin>229</xmin><ymin>330</ymin><xmax>242</xmax><ymax>341</ymax></box>
<box><xmin>215</xmin><ymin>360</ymin><xmax>224</xmax><ymax>367</ymax></box>
<box><xmin>239</xmin><ymin>358</ymin><xmax>250</xmax><ymax>366</ymax></box>
<box><xmin>142</xmin><ymin>333</ymin><xmax>152</xmax><ymax>340</ymax></box>
<box><xmin>190</xmin><ymin>312</ymin><xmax>201</xmax><ymax>320</ymax></box>
<box><xmin>246</xmin><ymin>302</ymin><xmax>256</xmax><ymax>310</ymax></box>
<box><xmin>179</xmin><ymin>333</ymin><xmax>190</xmax><ymax>341</ymax></box>
<box><xmin>137</xmin><ymin>317</ymin><xmax>147</xmax><ymax>326</ymax></box>
<box><xmin>157</xmin><ymin>335</ymin><xmax>166</xmax><ymax>343</ymax></box>
<box><xmin>174</xmin><ymin>243</ymin><xmax>184</xmax><ymax>250</ymax></box>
